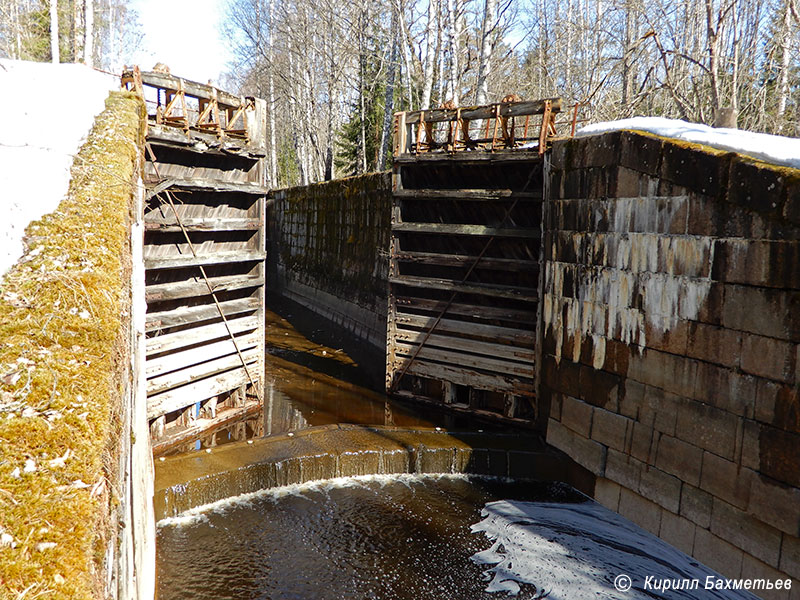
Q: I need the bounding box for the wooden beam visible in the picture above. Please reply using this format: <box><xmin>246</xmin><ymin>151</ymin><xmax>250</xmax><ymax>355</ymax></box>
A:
<box><xmin>393</xmin><ymin>251</ymin><xmax>539</xmax><ymax>272</ymax></box>
<box><xmin>393</xmin><ymin>189</ymin><xmax>540</xmax><ymax>200</ymax></box>
<box><xmin>392</xmin><ymin>223</ymin><xmax>541</xmax><ymax>238</ymax></box>
<box><xmin>146</xmin><ymin>178</ymin><xmax>269</xmax><ymax>196</ymax></box>
<box><xmin>392</xmin><ymin>329</ymin><xmax>535</xmax><ymax>363</ymax></box>
<box><xmin>394</xmin><ymin>152</ymin><xmax>544</xmax><ymax>164</ymax></box>
<box><xmin>394</xmin><ymin>296</ymin><xmax>539</xmax><ymax>324</ymax></box>
<box><xmin>392</xmin><ymin>311</ymin><xmax>535</xmax><ymax>345</ymax></box>
<box><xmin>145</xmin><ymin>275</ymin><xmax>263</xmax><ymax>302</ymax></box>
<box><xmin>389</xmin><ymin>275</ymin><xmax>539</xmax><ymax>302</ymax></box>
<box><xmin>146</xmin><ymin>297</ymin><xmax>259</xmax><ymax>332</ymax></box>
<box><xmin>139</xmin><ymin>70</ymin><xmax>245</xmax><ymax>108</ymax></box>
<box><xmin>392</xmin><ymin>342</ymin><xmax>534</xmax><ymax>378</ymax></box>
<box><xmin>392</xmin><ymin>390</ymin><xmax>536</xmax><ymax>428</ymax></box>
<box><xmin>388</xmin><ymin>358</ymin><xmax>535</xmax><ymax>395</ymax></box>
<box><xmin>147</xmin><ymin>348</ymin><xmax>260</xmax><ymax>395</ymax></box>
<box><xmin>147</xmin><ymin>366</ymin><xmax>251</xmax><ymax>420</ymax></box>
<box><xmin>403</xmin><ymin>98</ymin><xmax>562</xmax><ymax>125</ymax></box>
<box><xmin>144</xmin><ymin>218</ymin><xmax>260</xmax><ymax>232</ymax></box>
<box><xmin>146</xmin><ymin>315</ymin><xmax>260</xmax><ymax>356</ymax></box>
<box><xmin>145</xmin><ymin>332</ymin><xmax>260</xmax><ymax>379</ymax></box>
<box><xmin>144</xmin><ymin>250</ymin><xmax>265</xmax><ymax>270</ymax></box>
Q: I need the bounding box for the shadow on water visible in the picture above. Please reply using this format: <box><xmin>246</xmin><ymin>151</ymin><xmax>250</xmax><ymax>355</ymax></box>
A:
<box><xmin>163</xmin><ymin>296</ymin><xmax>501</xmax><ymax>457</ymax></box>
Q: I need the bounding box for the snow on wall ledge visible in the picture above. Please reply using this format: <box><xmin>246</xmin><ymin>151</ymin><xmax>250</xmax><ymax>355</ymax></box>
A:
<box><xmin>0</xmin><ymin>59</ymin><xmax>116</xmax><ymax>279</ymax></box>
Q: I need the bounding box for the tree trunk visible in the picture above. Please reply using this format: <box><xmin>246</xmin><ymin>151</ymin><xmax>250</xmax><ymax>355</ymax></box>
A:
<box><xmin>267</xmin><ymin>0</ymin><xmax>278</xmax><ymax>186</ymax></box>
<box><xmin>776</xmin><ymin>0</ymin><xmax>792</xmax><ymax>128</ymax></box>
<box><xmin>84</xmin><ymin>0</ymin><xmax>93</xmax><ymax>66</ymax></box>
<box><xmin>446</xmin><ymin>0</ymin><xmax>461</xmax><ymax>104</ymax></box>
<box><xmin>475</xmin><ymin>0</ymin><xmax>497</xmax><ymax>104</ymax></box>
<box><xmin>378</xmin><ymin>4</ymin><xmax>399</xmax><ymax>169</ymax></box>
<box><xmin>50</xmin><ymin>0</ymin><xmax>60</xmax><ymax>64</ymax></box>
<box><xmin>421</xmin><ymin>0</ymin><xmax>438</xmax><ymax>108</ymax></box>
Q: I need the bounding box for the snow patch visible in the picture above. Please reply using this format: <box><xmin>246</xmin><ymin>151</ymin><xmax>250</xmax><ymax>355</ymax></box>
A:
<box><xmin>0</xmin><ymin>59</ymin><xmax>117</xmax><ymax>279</ymax></box>
<box><xmin>471</xmin><ymin>500</ymin><xmax>759</xmax><ymax>599</ymax></box>
<box><xmin>577</xmin><ymin>117</ymin><xmax>800</xmax><ymax>170</ymax></box>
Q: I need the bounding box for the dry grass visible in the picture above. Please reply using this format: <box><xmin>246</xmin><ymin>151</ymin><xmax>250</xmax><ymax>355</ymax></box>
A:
<box><xmin>0</xmin><ymin>91</ymin><xmax>145</xmax><ymax>599</ymax></box>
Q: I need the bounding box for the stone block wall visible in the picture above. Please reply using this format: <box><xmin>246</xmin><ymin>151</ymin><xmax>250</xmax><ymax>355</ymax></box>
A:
<box><xmin>268</xmin><ymin>173</ymin><xmax>392</xmax><ymax>350</ymax></box>
<box><xmin>543</xmin><ymin>130</ymin><xmax>800</xmax><ymax>597</ymax></box>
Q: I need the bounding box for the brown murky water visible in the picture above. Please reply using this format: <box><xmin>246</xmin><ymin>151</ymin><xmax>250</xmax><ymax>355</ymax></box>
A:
<box><xmin>163</xmin><ymin>298</ymin><xmax>493</xmax><ymax>455</ymax></box>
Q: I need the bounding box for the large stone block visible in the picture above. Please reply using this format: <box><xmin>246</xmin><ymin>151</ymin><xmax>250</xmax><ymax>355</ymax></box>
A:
<box><xmin>711</xmin><ymin>497</ymin><xmax>783</xmax><ymax>567</ymax></box>
<box><xmin>741</xmin><ymin>334</ymin><xmax>797</xmax><ymax>384</ymax></box>
<box><xmin>749</xmin><ymin>476</ymin><xmax>800</xmax><ymax>538</ymax></box>
<box><xmin>661</xmin><ymin>140</ymin><xmax>732</xmax><ymax>198</ymax></box>
<box><xmin>630</xmin><ymin>420</ymin><xmax>656</xmax><ymax>464</ymax></box>
<box><xmin>618</xmin><ymin>487</ymin><xmax>663</xmax><ymax>535</ymax></box>
<box><xmin>594</xmin><ymin>477</ymin><xmax>622</xmax><ymax>511</ymax></box>
<box><xmin>781</xmin><ymin>534</ymin><xmax>800</xmax><ymax>580</ymax></box>
<box><xmin>727</xmin><ymin>156</ymin><xmax>787</xmax><ymax>217</ymax></box>
<box><xmin>712</xmin><ymin>240</ymin><xmax>800</xmax><ymax>291</ymax></box>
<box><xmin>656</xmin><ymin>434</ymin><xmax>703</xmax><ymax>487</ymax></box>
<box><xmin>687</xmin><ymin>322</ymin><xmax>742</xmax><ymax>369</ymax></box>
<box><xmin>546</xmin><ymin>418</ymin><xmax>607</xmax><ymax>476</ymax></box>
<box><xmin>676</xmin><ymin>400</ymin><xmax>738</xmax><ymax>460</ymax></box>
<box><xmin>619</xmin><ymin>131</ymin><xmax>663</xmax><ymax>177</ymax></box>
<box><xmin>561</xmin><ymin>395</ymin><xmax>593</xmax><ymax>438</ymax></box>
<box><xmin>723</xmin><ymin>284</ymin><xmax>800</xmax><ymax>343</ymax></box>
<box><xmin>681</xmin><ymin>483</ymin><xmax>714</xmax><ymax>528</ymax></box>
<box><xmin>700</xmin><ymin>452</ymin><xmax>754</xmax><ymax>510</ymax></box>
<box><xmin>606</xmin><ymin>447</ymin><xmax>643</xmax><ymax>490</ymax></box>
<box><xmin>758</xmin><ymin>426</ymin><xmax>800</xmax><ymax>488</ymax></box>
<box><xmin>659</xmin><ymin>509</ymin><xmax>697</xmax><ymax>556</ymax></box>
<box><xmin>693</xmin><ymin>528</ymin><xmax>744</xmax><ymax>580</ymax></box>
<box><xmin>741</xmin><ymin>554</ymin><xmax>792</xmax><ymax>600</ymax></box>
<box><xmin>591</xmin><ymin>407</ymin><xmax>632</xmax><ymax>452</ymax></box>
<box><xmin>639</xmin><ymin>464</ymin><xmax>682</xmax><ymax>513</ymax></box>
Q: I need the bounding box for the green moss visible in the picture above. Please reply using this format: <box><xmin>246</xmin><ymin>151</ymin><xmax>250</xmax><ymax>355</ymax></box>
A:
<box><xmin>0</xmin><ymin>91</ymin><xmax>145</xmax><ymax>599</ymax></box>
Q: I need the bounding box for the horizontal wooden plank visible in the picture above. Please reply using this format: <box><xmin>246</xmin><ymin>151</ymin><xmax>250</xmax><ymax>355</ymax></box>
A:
<box><xmin>392</xmin><ymin>390</ymin><xmax>536</xmax><ymax>428</ymax></box>
<box><xmin>393</xmin><ymin>189</ymin><xmax>540</xmax><ymax>201</ymax></box>
<box><xmin>146</xmin><ymin>178</ymin><xmax>269</xmax><ymax>197</ymax></box>
<box><xmin>402</xmin><ymin>98</ymin><xmax>562</xmax><ymax>124</ymax></box>
<box><xmin>147</xmin><ymin>367</ymin><xmax>252</xmax><ymax>420</ymax></box>
<box><xmin>392</xmin><ymin>329</ymin><xmax>535</xmax><ymax>363</ymax></box>
<box><xmin>392</xmin><ymin>341</ymin><xmax>534</xmax><ymax>378</ymax></box>
<box><xmin>394</xmin><ymin>297</ymin><xmax>539</xmax><ymax>324</ymax></box>
<box><xmin>146</xmin><ymin>275</ymin><xmax>264</xmax><ymax>302</ymax></box>
<box><xmin>147</xmin><ymin>348</ymin><xmax>260</xmax><ymax>395</ymax></box>
<box><xmin>139</xmin><ymin>70</ymin><xmax>245</xmax><ymax>107</ymax></box>
<box><xmin>392</xmin><ymin>222</ymin><xmax>541</xmax><ymax>238</ymax></box>
<box><xmin>389</xmin><ymin>275</ymin><xmax>538</xmax><ymax>302</ymax></box>
<box><xmin>392</xmin><ymin>311</ymin><xmax>535</xmax><ymax>345</ymax></box>
<box><xmin>144</xmin><ymin>218</ymin><xmax>260</xmax><ymax>232</ymax></box>
<box><xmin>388</xmin><ymin>359</ymin><xmax>534</xmax><ymax>395</ymax></box>
<box><xmin>145</xmin><ymin>126</ymin><xmax>260</xmax><ymax>157</ymax></box>
<box><xmin>145</xmin><ymin>250</ymin><xmax>265</xmax><ymax>270</ymax></box>
<box><xmin>146</xmin><ymin>332</ymin><xmax>260</xmax><ymax>379</ymax></box>
<box><xmin>146</xmin><ymin>315</ymin><xmax>260</xmax><ymax>356</ymax></box>
<box><xmin>394</xmin><ymin>151</ymin><xmax>544</xmax><ymax>164</ymax></box>
<box><xmin>393</xmin><ymin>251</ymin><xmax>538</xmax><ymax>272</ymax></box>
<box><xmin>146</xmin><ymin>297</ymin><xmax>260</xmax><ymax>332</ymax></box>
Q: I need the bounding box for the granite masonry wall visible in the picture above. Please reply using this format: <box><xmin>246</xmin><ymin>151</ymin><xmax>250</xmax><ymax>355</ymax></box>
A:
<box><xmin>542</xmin><ymin>130</ymin><xmax>800</xmax><ymax>597</ymax></box>
<box><xmin>268</xmin><ymin>173</ymin><xmax>392</xmax><ymax>350</ymax></box>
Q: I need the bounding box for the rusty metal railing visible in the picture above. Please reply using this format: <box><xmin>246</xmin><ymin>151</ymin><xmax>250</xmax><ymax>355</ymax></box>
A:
<box><xmin>393</xmin><ymin>97</ymin><xmax>586</xmax><ymax>157</ymax></box>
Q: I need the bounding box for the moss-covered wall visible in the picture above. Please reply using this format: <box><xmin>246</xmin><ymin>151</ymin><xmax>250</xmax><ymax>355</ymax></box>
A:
<box><xmin>0</xmin><ymin>92</ymin><xmax>150</xmax><ymax>599</ymax></box>
<box><xmin>269</xmin><ymin>173</ymin><xmax>392</xmax><ymax>349</ymax></box>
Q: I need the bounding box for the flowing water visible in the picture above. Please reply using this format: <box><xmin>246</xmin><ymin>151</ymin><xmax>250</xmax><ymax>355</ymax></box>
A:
<box><xmin>157</xmin><ymin>475</ymin><xmax>585</xmax><ymax>600</ymax></box>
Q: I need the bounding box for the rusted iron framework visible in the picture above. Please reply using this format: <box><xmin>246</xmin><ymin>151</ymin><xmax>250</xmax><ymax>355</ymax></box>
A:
<box><xmin>386</xmin><ymin>97</ymin><xmax>569</xmax><ymax>429</ymax></box>
<box><xmin>394</xmin><ymin>98</ymin><xmax>577</xmax><ymax>157</ymax></box>
<box><xmin>124</xmin><ymin>67</ymin><xmax>269</xmax><ymax>452</ymax></box>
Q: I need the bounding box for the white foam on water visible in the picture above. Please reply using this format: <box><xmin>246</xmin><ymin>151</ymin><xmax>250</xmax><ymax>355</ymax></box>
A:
<box><xmin>470</xmin><ymin>500</ymin><xmax>759</xmax><ymax>599</ymax></box>
<box><xmin>158</xmin><ymin>472</ymin><xmax>475</xmax><ymax>528</ymax></box>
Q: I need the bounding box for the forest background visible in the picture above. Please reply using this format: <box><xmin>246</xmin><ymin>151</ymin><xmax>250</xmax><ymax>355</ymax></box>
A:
<box><xmin>2</xmin><ymin>0</ymin><xmax>799</xmax><ymax>188</ymax></box>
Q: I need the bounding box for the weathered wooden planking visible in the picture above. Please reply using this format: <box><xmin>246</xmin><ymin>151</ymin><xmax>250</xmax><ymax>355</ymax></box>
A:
<box><xmin>393</xmin><ymin>189</ymin><xmax>540</xmax><ymax>200</ymax></box>
<box><xmin>144</xmin><ymin>218</ymin><xmax>260</xmax><ymax>232</ymax></box>
<box><xmin>402</xmin><ymin>98</ymin><xmax>562</xmax><ymax>124</ymax></box>
<box><xmin>392</xmin><ymin>222</ymin><xmax>541</xmax><ymax>238</ymax></box>
<box><xmin>144</xmin><ymin>250</ymin><xmax>265</xmax><ymax>270</ymax></box>
<box><xmin>140</xmin><ymin>70</ymin><xmax>244</xmax><ymax>107</ymax></box>
<box><xmin>389</xmin><ymin>275</ymin><xmax>538</xmax><ymax>302</ymax></box>
<box><xmin>392</xmin><ymin>341</ymin><xmax>534</xmax><ymax>378</ymax></box>
<box><xmin>147</xmin><ymin>348</ymin><xmax>260</xmax><ymax>395</ymax></box>
<box><xmin>146</xmin><ymin>315</ymin><xmax>260</xmax><ymax>356</ymax></box>
<box><xmin>394</xmin><ymin>152</ymin><xmax>545</xmax><ymax>164</ymax></box>
<box><xmin>392</xmin><ymin>329</ymin><xmax>535</xmax><ymax>363</ymax></box>
<box><xmin>393</xmin><ymin>250</ymin><xmax>538</xmax><ymax>272</ymax></box>
<box><xmin>146</xmin><ymin>297</ymin><xmax>259</xmax><ymax>332</ymax></box>
<box><xmin>145</xmin><ymin>274</ymin><xmax>264</xmax><ymax>302</ymax></box>
<box><xmin>393</xmin><ymin>390</ymin><xmax>536</xmax><ymax>429</ymax></box>
<box><xmin>147</xmin><ymin>366</ymin><xmax>252</xmax><ymax>420</ymax></box>
<box><xmin>393</xmin><ymin>311</ymin><xmax>534</xmax><ymax>345</ymax></box>
<box><xmin>146</xmin><ymin>178</ymin><xmax>269</xmax><ymax>198</ymax></box>
<box><xmin>394</xmin><ymin>297</ymin><xmax>539</xmax><ymax>324</ymax></box>
<box><xmin>145</xmin><ymin>332</ymin><xmax>260</xmax><ymax>379</ymax></box>
<box><xmin>388</xmin><ymin>358</ymin><xmax>535</xmax><ymax>395</ymax></box>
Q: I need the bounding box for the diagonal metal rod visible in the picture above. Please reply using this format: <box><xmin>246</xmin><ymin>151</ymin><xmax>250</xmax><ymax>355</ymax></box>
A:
<box><xmin>389</xmin><ymin>195</ymin><xmax>524</xmax><ymax>393</ymax></box>
<box><xmin>145</xmin><ymin>142</ymin><xmax>264</xmax><ymax>405</ymax></box>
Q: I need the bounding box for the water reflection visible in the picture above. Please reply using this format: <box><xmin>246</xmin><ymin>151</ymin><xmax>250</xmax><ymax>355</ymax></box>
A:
<box><xmin>162</xmin><ymin>300</ymin><xmax>477</xmax><ymax>457</ymax></box>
